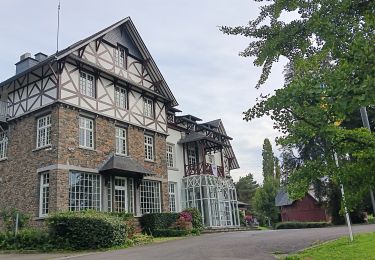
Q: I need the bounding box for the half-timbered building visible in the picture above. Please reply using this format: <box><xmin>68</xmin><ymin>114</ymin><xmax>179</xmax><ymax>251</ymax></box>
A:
<box><xmin>0</xmin><ymin>17</ymin><xmax>240</xmax><ymax>227</ymax></box>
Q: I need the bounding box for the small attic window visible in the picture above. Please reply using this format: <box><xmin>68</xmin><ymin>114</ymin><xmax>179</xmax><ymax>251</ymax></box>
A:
<box><xmin>114</xmin><ymin>46</ymin><xmax>125</xmax><ymax>68</ymax></box>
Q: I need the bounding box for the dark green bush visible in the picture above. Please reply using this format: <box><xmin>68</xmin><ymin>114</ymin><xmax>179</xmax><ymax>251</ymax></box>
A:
<box><xmin>0</xmin><ymin>229</ymin><xmax>51</xmax><ymax>251</ymax></box>
<box><xmin>0</xmin><ymin>209</ymin><xmax>31</xmax><ymax>232</ymax></box>
<box><xmin>275</xmin><ymin>221</ymin><xmax>331</xmax><ymax>230</ymax></box>
<box><xmin>47</xmin><ymin>210</ymin><xmax>127</xmax><ymax>249</ymax></box>
<box><xmin>239</xmin><ymin>211</ymin><xmax>246</xmax><ymax>226</ymax></box>
<box><xmin>108</xmin><ymin>212</ymin><xmax>136</xmax><ymax>238</ymax></box>
<box><xmin>152</xmin><ymin>229</ymin><xmax>190</xmax><ymax>237</ymax></box>
<box><xmin>183</xmin><ymin>208</ymin><xmax>203</xmax><ymax>230</ymax></box>
<box><xmin>140</xmin><ymin>213</ymin><xmax>179</xmax><ymax>235</ymax></box>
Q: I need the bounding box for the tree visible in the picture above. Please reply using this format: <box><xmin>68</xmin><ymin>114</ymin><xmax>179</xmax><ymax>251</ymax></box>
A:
<box><xmin>252</xmin><ymin>178</ymin><xmax>279</xmax><ymax>225</ymax></box>
<box><xmin>221</xmin><ymin>0</ymin><xmax>375</xmax><ymax>208</ymax></box>
<box><xmin>235</xmin><ymin>173</ymin><xmax>259</xmax><ymax>210</ymax></box>
<box><xmin>262</xmin><ymin>138</ymin><xmax>275</xmax><ymax>181</ymax></box>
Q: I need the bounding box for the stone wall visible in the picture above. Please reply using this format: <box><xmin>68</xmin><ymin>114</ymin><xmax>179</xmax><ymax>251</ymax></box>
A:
<box><xmin>0</xmin><ymin>105</ymin><xmax>59</xmax><ymax>219</ymax></box>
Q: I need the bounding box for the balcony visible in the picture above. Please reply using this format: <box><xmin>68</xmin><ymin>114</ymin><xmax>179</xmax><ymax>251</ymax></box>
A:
<box><xmin>0</xmin><ymin>101</ymin><xmax>9</xmax><ymax>122</ymax></box>
<box><xmin>184</xmin><ymin>162</ymin><xmax>224</xmax><ymax>178</ymax></box>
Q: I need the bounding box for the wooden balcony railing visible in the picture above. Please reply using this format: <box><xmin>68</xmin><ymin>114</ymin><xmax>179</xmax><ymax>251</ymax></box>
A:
<box><xmin>0</xmin><ymin>101</ymin><xmax>9</xmax><ymax>122</ymax></box>
<box><xmin>184</xmin><ymin>162</ymin><xmax>225</xmax><ymax>178</ymax></box>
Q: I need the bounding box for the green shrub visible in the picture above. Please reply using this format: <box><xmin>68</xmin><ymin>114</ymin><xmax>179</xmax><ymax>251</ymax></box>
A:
<box><xmin>0</xmin><ymin>209</ymin><xmax>31</xmax><ymax>232</ymax></box>
<box><xmin>183</xmin><ymin>208</ymin><xmax>203</xmax><ymax>230</ymax></box>
<box><xmin>108</xmin><ymin>212</ymin><xmax>136</xmax><ymax>238</ymax></box>
<box><xmin>239</xmin><ymin>211</ymin><xmax>246</xmax><ymax>226</ymax></box>
<box><xmin>140</xmin><ymin>213</ymin><xmax>179</xmax><ymax>235</ymax></box>
<box><xmin>275</xmin><ymin>221</ymin><xmax>331</xmax><ymax>230</ymax></box>
<box><xmin>191</xmin><ymin>228</ymin><xmax>201</xmax><ymax>236</ymax></box>
<box><xmin>152</xmin><ymin>229</ymin><xmax>190</xmax><ymax>237</ymax></box>
<box><xmin>0</xmin><ymin>229</ymin><xmax>51</xmax><ymax>251</ymax></box>
<box><xmin>47</xmin><ymin>210</ymin><xmax>127</xmax><ymax>249</ymax></box>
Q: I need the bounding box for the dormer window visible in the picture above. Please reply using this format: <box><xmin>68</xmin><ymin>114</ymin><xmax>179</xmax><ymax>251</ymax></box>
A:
<box><xmin>114</xmin><ymin>47</ymin><xmax>125</xmax><ymax>68</ymax></box>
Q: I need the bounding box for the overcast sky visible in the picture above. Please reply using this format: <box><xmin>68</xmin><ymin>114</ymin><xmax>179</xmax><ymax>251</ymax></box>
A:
<box><xmin>0</xmin><ymin>0</ymin><xmax>286</xmax><ymax>184</ymax></box>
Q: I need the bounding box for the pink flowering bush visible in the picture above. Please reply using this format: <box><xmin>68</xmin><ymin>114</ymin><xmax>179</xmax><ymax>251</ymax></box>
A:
<box><xmin>179</xmin><ymin>211</ymin><xmax>193</xmax><ymax>222</ymax></box>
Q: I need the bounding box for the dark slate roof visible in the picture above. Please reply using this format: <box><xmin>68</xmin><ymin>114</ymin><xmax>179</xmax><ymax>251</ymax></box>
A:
<box><xmin>178</xmin><ymin>132</ymin><xmax>229</xmax><ymax>147</ymax></box>
<box><xmin>275</xmin><ymin>190</ymin><xmax>294</xmax><ymax>207</ymax></box>
<box><xmin>100</xmin><ymin>155</ymin><xmax>154</xmax><ymax>178</ymax></box>
<box><xmin>237</xmin><ymin>201</ymin><xmax>249</xmax><ymax>206</ymax></box>
<box><xmin>204</xmin><ymin>119</ymin><xmax>221</xmax><ymax>128</ymax></box>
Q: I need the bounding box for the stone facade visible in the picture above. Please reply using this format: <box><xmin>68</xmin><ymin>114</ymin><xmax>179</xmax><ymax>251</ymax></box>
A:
<box><xmin>0</xmin><ymin>103</ymin><xmax>169</xmax><ymax>225</ymax></box>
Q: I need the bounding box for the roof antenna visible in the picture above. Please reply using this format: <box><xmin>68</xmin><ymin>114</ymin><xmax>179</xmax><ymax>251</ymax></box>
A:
<box><xmin>56</xmin><ymin>0</ymin><xmax>61</xmax><ymax>53</ymax></box>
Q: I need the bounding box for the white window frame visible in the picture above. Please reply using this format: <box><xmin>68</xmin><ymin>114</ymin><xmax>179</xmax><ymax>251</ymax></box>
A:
<box><xmin>166</xmin><ymin>143</ymin><xmax>175</xmax><ymax>168</ymax></box>
<box><xmin>140</xmin><ymin>180</ymin><xmax>161</xmax><ymax>214</ymax></box>
<box><xmin>115</xmin><ymin>127</ymin><xmax>127</xmax><ymax>155</ymax></box>
<box><xmin>79</xmin><ymin>117</ymin><xmax>94</xmax><ymax>149</ymax></box>
<box><xmin>144</xmin><ymin>135</ymin><xmax>154</xmax><ymax>161</ymax></box>
<box><xmin>115</xmin><ymin>86</ymin><xmax>127</xmax><ymax>110</ymax></box>
<box><xmin>114</xmin><ymin>177</ymin><xmax>128</xmax><ymax>213</ymax></box>
<box><xmin>39</xmin><ymin>172</ymin><xmax>50</xmax><ymax>217</ymax></box>
<box><xmin>114</xmin><ymin>47</ymin><xmax>125</xmax><ymax>68</ymax></box>
<box><xmin>143</xmin><ymin>97</ymin><xmax>154</xmax><ymax>118</ymax></box>
<box><xmin>69</xmin><ymin>171</ymin><xmax>101</xmax><ymax>211</ymax></box>
<box><xmin>79</xmin><ymin>71</ymin><xmax>95</xmax><ymax>98</ymax></box>
<box><xmin>0</xmin><ymin>130</ymin><xmax>8</xmax><ymax>159</ymax></box>
<box><xmin>187</xmin><ymin>145</ymin><xmax>197</xmax><ymax>165</ymax></box>
<box><xmin>169</xmin><ymin>182</ymin><xmax>177</xmax><ymax>212</ymax></box>
<box><xmin>36</xmin><ymin>114</ymin><xmax>51</xmax><ymax>149</ymax></box>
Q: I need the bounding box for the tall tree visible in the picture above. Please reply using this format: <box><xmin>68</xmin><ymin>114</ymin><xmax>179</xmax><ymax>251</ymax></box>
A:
<box><xmin>262</xmin><ymin>138</ymin><xmax>275</xmax><ymax>181</ymax></box>
<box><xmin>253</xmin><ymin>178</ymin><xmax>279</xmax><ymax>225</ymax></box>
<box><xmin>235</xmin><ymin>173</ymin><xmax>259</xmax><ymax>210</ymax></box>
<box><xmin>221</xmin><ymin>0</ymin><xmax>375</xmax><ymax>208</ymax></box>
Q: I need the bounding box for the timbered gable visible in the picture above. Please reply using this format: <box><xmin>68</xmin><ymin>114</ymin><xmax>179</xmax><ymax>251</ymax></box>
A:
<box><xmin>5</xmin><ymin>64</ymin><xmax>58</xmax><ymax>118</ymax></box>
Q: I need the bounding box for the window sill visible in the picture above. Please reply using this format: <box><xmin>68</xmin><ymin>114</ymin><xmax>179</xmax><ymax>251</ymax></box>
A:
<box><xmin>115</xmin><ymin>153</ymin><xmax>129</xmax><ymax>157</ymax></box>
<box><xmin>144</xmin><ymin>159</ymin><xmax>155</xmax><ymax>163</ymax></box>
<box><xmin>0</xmin><ymin>157</ymin><xmax>8</xmax><ymax>162</ymax></box>
<box><xmin>78</xmin><ymin>146</ymin><xmax>96</xmax><ymax>152</ymax></box>
<box><xmin>168</xmin><ymin>167</ymin><xmax>179</xmax><ymax>171</ymax></box>
<box><xmin>32</xmin><ymin>145</ymin><xmax>52</xmax><ymax>152</ymax></box>
<box><xmin>34</xmin><ymin>216</ymin><xmax>47</xmax><ymax>221</ymax></box>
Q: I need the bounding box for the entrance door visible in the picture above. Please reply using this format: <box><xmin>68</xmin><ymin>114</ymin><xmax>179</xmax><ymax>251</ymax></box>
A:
<box><xmin>114</xmin><ymin>177</ymin><xmax>127</xmax><ymax>212</ymax></box>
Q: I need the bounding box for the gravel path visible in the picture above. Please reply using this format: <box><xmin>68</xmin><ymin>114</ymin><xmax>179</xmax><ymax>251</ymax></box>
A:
<box><xmin>1</xmin><ymin>224</ymin><xmax>375</xmax><ymax>260</ymax></box>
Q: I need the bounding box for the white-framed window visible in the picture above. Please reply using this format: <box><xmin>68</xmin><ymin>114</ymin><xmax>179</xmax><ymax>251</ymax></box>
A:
<box><xmin>36</xmin><ymin>114</ymin><xmax>51</xmax><ymax>148</ymax></box>
<box><xmin>115</xmin><ymin>87</ymin><xmax>127</xmax><ymax>109</ymax></box>
<box><xmin>107</xmin><ymin>176</ymin><xmax>135</xmax><ymax>214</ymax></box>
<box><xmin>69</xmin><ymin>171</ymin><xmax>101</xmax><ymax>211</ymax></box>
<box><xmin>187</xmin><ymin>145</ymin><xmax>197</xmax><ymax>165</ymax></box>
<box><xmin>114</xmin><ymin>177</ymin><xmax>127</xmax><ymax>212</ymax></box>
<box><xmin>144</xmin><ymin>135</ymin><xmax>154</xmax><ymax>161</ymax></box>
<box><xmin>115</xmin><ymin>127</ymin><xmax>127</xmax><ymax>155</ymax></box>
<box><xmin>143</xmin><ymin>97</ymin><xmax>154</xmax><ymax>118</ymax></box>
<box><xmin>114</xmin><ymin>47</ymin><xmax>125</xmax><ymax>68</ymax></box>
<box><xmin>79</xmin><ymin>71</ymin><xmax>95</xmax><ymax>98</ymax></box>
<box><xmin>0</xmin><ymin>130</ymin><xmax>8</xmax><ymax>159</ymax></box>
<box><xmin>169</xmin><ymin>182</ymin><xmax>177</xmax><ymax>212</ymax></box>
<box><xmin>79</xmin><ymin>117</ymin><xmax>94</xmax><ymax>149</ymax></box>
<box><xmin>39</xmin><ymin>172</ymin><xmax>49</xmax><ymax>217</ymax></box>
<box><xmin>140</xmin><ymin>180</ymin><xmax>161</xmax><ymax>214</ymax></box>
<box><xmin>166</xmin><ymin>143</ymin><xmax>175</xmax><ymax>168</ymax></box>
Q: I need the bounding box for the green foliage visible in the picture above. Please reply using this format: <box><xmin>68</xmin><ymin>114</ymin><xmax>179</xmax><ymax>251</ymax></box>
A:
<box><xmin>183</xmin><ymin>208</ymin><xmax>203</xmax><ymax>230</ymax></box>
<box><xmin>47</xmin><ymin>210</ymin><xmax>127</xmax><ymax>249</ymax></box>
<box><xmin>125</xmin><ymin>233</ymin><xmax>153</xmax><ymax>247</ymax></box>
<box><xmin>108</xmin><ymin>212</ymin><xmax>136</xmax><ymax>238</ymax></box>
<box><xmin>0</xmin><ymin>209</ymin><xmax>31</xmax><ymax>232</ymax></box>
<box><xmin>262</xmin><ymin>138</ymin><xmax>275</xmax><ymax>181</ymax></box>
<box><xmin>140</xmin><ymin>213</ymin><xmax>179</xmax><ymax>235</ymax></box>
<box><xmin>0</xmin><ymin>228</ymin><xmax>52</xmax><ymax>251</ymax></box>
<box><xmin>239</xmin><ymin>211</ymin><xmax>246</xmax><ymax>226</ymax></box>
<box><xmin>152</xmin><ymin>229</ymin><xmax>190</xmax><ymax>237</ymax></box>
<box><xmin>221</xmin><ymin>0</ymin><xmax>375</xmax><ymax>211</ymax></box>
<box><xmin>275</xmin><ymin>221</ymin><xmax>331</xmax><ymax>230</ymax></box>
<box><xmin>235</xmin><ymin>173</ymin><xmax>259</xmax><ymax>210</ymax></box>
<box><xmin>253</xmin><ymin>179</ymin><xmax>279</xmax><ymax>225</ymax></box>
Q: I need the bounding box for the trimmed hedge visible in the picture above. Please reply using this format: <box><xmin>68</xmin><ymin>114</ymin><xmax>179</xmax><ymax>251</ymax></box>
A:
<box><xmin>140</xmin><ymin>213</ymin><xmax>179</xmax><ymax>235</ymax></box>
<box><xmin>152</xmin><ymin>229</ymin><xmax>190</xmax><ymax>237</ymax></box>
<box><xmin>47</xmin><ymin>210</ymin><xmax>127</xmax><ymax>249</ymax></box>
<box><xmin>0</xmin><ymin>229</ymin><xmax>51</xmax><ymax>251</ymax></box>
<box><xmin>275</xmin><ymin>221</ymin><xmax>331</xmax><ymax>230</ymax></box>
<box><xmin>183</xmin><ymin>208</ymin><xmax>203</xmax><ymax>230</ymax></box>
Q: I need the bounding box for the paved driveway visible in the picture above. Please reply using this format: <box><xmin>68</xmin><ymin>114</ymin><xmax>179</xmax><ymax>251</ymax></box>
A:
<box><xmin>2</xmin><ymin>224</ymin><xmax>375</xmax><ymax>260</ymax></box>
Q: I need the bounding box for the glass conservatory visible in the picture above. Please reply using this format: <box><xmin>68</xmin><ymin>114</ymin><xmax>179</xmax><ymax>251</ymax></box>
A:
<box><xmin>182</xmin><ymin>175</ymin><xmax>240</xmax><ymax>227</ymax></box>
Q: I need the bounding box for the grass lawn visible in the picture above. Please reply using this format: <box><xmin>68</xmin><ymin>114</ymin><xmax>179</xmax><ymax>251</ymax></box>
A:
<box><xmin>286</xmin><ymin>232</ymin><xmax>375</xmax><ymax>260</ymax></box>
